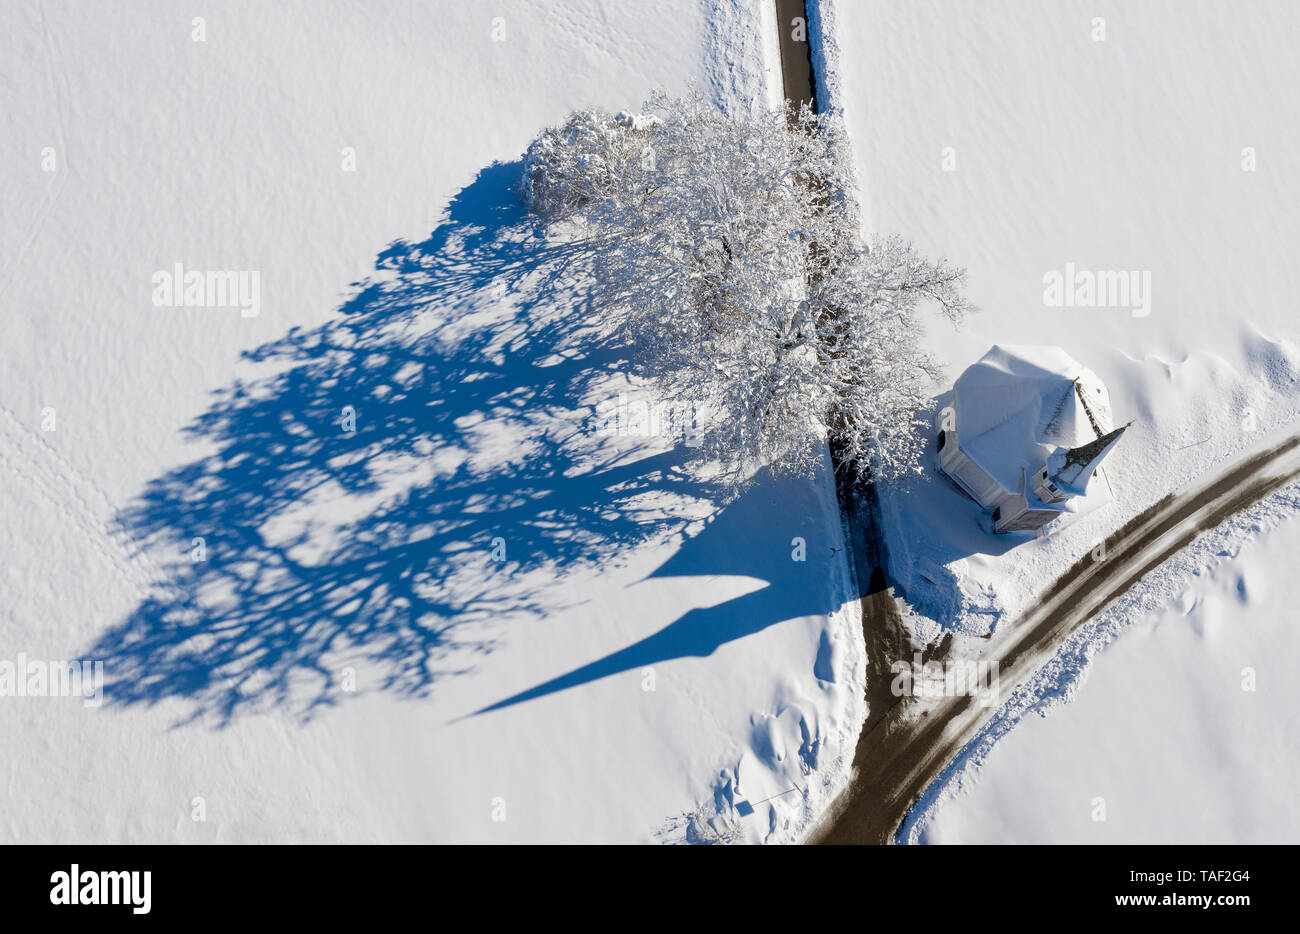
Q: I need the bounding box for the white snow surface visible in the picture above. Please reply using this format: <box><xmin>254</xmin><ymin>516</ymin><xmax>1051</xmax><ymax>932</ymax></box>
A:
<box><xmin>0</xmin><ymin>0</ymin><xmax>861</xmax><ymax>844</ymax></box>
<box><xmin>818</xmin><ymin>0</ymin><xmax>1300</xmax><ymax>842</ymax></box>
<box><xmin>827</xmin><ymin>0</ymin><xmax>1300</xmax><ymax>630</ymax></box>
<box><xmin>917</xmin><ymin>485</ymin><xmax>1300</xmax><ymax>843</ymax></box>
<box><xmin>951</xmin><ymin>343</ymin><xmax>1115</xmax><ymax>502</ymax></box>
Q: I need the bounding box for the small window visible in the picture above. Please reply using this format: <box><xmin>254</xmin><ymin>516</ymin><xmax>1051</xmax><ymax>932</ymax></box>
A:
<box><xmin>992</xmin><ymin>506</ymin><xmax>1001</xmax><ymax>522</ymax></box>
<box><xmin>937</xmin><ymin>431</ymin><xmax>946</xmax><ymax>451</ymax></box>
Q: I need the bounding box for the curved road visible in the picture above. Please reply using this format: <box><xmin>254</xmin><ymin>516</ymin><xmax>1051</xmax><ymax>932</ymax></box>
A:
<box><xmin>809</xmin><ymin>431</ymin><xmax>1300</xmax><ymax>844</ymax></box>
<box><xmin>770</xmin><ymin>0</ymin><xmax>1300</xmax><ymax>844</ymax></box>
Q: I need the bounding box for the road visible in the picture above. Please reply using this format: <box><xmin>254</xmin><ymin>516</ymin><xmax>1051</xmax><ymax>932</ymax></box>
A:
<box><xmin>770</xmin><ymin>0</ymin><xmax>1300</xmax><ymax>845</ymax></box>
<box><xmin>774</xmin><ymin>0</ymin><xmax>818</xmax><ymax>111</ymax></box>
<box><xmin>811</xmin><ymin>431</ymin><xmax>1300</xmax><ymax>844</ymax></box>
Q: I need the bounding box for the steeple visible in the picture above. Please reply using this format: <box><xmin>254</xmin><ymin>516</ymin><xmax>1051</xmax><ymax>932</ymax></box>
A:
<box><xmin>1047</xmin><ymin>422</ymin><xmax>1131</xmax><ymax>493</ymax></box>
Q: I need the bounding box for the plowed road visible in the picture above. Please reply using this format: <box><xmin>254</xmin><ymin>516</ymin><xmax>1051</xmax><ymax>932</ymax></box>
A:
<box><xmin>770</xmin><ymin>0</ymin><xmax>1300</xmax><ymax>844</ymax></box>
<box><xmin>810</xmin><ymin>432</ymin><xmax>1300</xmax><ymax>844</ymax></box>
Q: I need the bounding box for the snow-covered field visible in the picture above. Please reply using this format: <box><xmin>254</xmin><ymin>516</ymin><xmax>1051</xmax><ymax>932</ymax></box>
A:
<box><xmin>826</xmin><ymin>0</ymin><xmax>1300</xmax><ymax>629</ymax></box>
<box><xmin>820</xmin><ymin>0</ymin><xmax>1300</xmax><ymax>841</ymax></box>
<box><xmin>9</xmin><ymin>0</ymin><xmax>1292</xmax><ymax>848</ymax></box>
<box><xmin>0</xmin><ymin>0</ymin><xmax>861</xmax><ymax>844</ymax></box>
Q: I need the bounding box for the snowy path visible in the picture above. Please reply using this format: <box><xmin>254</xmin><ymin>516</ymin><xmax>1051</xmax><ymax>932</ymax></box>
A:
<box><xmin>810</xmin><ymin>427</ymin><xmax>1300</xmax><ymax>843</ymax></box>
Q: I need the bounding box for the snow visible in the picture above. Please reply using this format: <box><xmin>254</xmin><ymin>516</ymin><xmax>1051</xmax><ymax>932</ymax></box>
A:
<box><xmin>952</xmin><ymin>344</ymin><xmax>1114</xmax><ymax>498</ymax></box>
<box><xmin>818</xmin><ymin>0</ymin><xmax>1300</xmax><ymax>840</ymax></box>
<box><xmin>15</xmin><ymin>0</ymin><xmax>1291</xmax><ymax>847</ymax></box>
<box><xmin>0</xmin><ymin>0</ymin><xmax>861</xmax><ymax>844</ymax></box>
<box><xmin>917</xmin><ymin>492</ymin><xmax>1300</xmax><ymax>843</ymax></box>
<box><xmin>827</xmin><ymin>0</ymin><xmax>1300</xmax><ymax>628</ymax></box>
<box><xmin>957</xmin><ymin>346</ymin><xmax>1112</xmax><ymax>455</ymax></box>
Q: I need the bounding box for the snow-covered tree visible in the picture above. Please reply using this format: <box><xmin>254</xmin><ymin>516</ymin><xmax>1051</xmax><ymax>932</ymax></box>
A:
<box><xmin>521</xmin><ymin>89</ymin><xmax>972</xmax><ymax>482</ymax></box>
<box><xmin>519</xmin><ymin>109</ymin><xmax>660</xmax><ymax>221</ymax></box>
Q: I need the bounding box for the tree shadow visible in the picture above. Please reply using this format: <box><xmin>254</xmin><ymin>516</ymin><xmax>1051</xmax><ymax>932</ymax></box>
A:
<box><xmin>90</xmin><ymin>161</ymin><xmax>715</xmax><ymax>725</ymax></box>
<box><xmin>470</xmin><ymin>462</ymin><xmax>840</xmax><ymax>718</ymax></box>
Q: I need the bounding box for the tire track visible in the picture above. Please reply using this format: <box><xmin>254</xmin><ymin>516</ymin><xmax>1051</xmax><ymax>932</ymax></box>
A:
<box><xmin>0</xmin><ymin>2</ymin><xmax>72</xmax><ymax>307</ymax></box>
<box><xmin>0</xmin><ymin>405</ymin><xmax>174</xmax><ymax>605</ymax></box>
<box><xmin>768</xmin><ymin>0</ymin><xmax>1300</xmax><ymax>845</ymax></box>
<box><xmin>810</xmin><ymin>430</ymin><xmax>1300</xmax><ymax>844</ymax></box>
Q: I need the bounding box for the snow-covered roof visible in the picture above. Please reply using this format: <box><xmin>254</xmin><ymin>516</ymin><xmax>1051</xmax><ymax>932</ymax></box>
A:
<box><xmin>954</xmin><ymin>344</ymin><xmax>1114</xmax><ymax>494</ymax></box>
